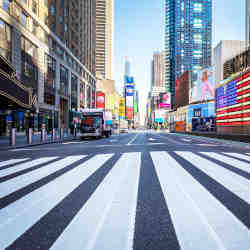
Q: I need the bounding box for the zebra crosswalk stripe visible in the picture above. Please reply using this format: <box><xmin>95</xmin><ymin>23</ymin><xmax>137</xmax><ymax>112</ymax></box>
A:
<box><xmin>0</xmin><ymin>158</ymin><xmax>29</xmax><ymax>169</ymax></box>
<box><xmin>176</xmin><ymin>152</ymin><xmax>250</xmax><ymax>203</ymax></box>
<box><xmin>51</xmin><ymin>153</ymin><xmax>141</xmax><ymax>250</ymax></box>
<box><xmin>223</xmin><ymin>152</ymin><xmax>250</xmax><ymax>161</ymax></box>
<box><xmin>1</xmin><ymin>151</ymin><xmax>250</xmax><ymax>250</ymax></box>
<box><xmin>151</xmin><ymin>152</ymin><xmax>224</xmax><ymax>250</ymax></box>
<box><xmin>0</xmin><ymin>155</ymin><xmax>85</xmax><ymax>199</ymax></box>
<box><xmin>200</xmin><ymin>152</ymin><xmax>250</xmax><ymax>174</ymax></box>
<box><xmin>0</xmin><ymin>154</ymin><xmax>113</xmax><ymax>249</ymax></box>
<box><xmin>0</xmin><ymin>157</ymin><xmax>58</xmax><ymax>178</ymax></box>
<box><xmin>163</xmin><ymin>152</ymin><xmax>250</xmax><ymax>250</ymax></box>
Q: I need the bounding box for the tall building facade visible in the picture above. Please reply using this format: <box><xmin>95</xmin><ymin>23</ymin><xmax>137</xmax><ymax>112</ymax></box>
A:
<box><xmin>246</xmin><ymin>0</ymin><xmax>250</xmax><ymax>47</ymax></box>
<box><xmin>0</xmin><ymin>0</ymin><xmax>96</xmax><ymax>134</ymax></box>
<box><xmin>165</xmin><ymin>0</ymin><xmax>212</xmax><ymax>98</ymax></box>
<box><xmin>213</xmin><ymin>40</ymin><xmax>245</xmax><ymax>86</ymax></box>
<box><xmin>96</xmin><ymin>0</ymin><xmax>114</xmax><ymax>80</ymax></box>
<box><xmin>125</xmin><ymin>57</ymin><xmax>131</xmax><ymax>76</ymax></box>
<box><xmin>152</xmin><ymin>52</ymin><xmax>164</xmax><ymax>88</ymax></box>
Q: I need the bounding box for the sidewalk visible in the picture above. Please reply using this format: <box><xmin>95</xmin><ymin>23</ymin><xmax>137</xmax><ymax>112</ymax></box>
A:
<box><xmin>0</xmin><ymin>131</ymin><xmax>81</xmax><ymax>151</ymax></box>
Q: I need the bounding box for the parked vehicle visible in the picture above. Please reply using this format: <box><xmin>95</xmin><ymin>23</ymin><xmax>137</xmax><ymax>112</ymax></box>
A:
<box><xmin>119</xmin><ymin>119</ymin><xmax>128</xmax><ymax>133</ymax></box>
<box><xmin>80</xmin><ymin>109</ymin><xmax>112</xmax><ymax>139</ymax></box>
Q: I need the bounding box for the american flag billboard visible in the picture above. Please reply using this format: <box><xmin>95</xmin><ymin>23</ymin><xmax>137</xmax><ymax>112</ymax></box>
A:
<box><xmin>216</xmin><ymin>70</ymin><xmax>250</xmax><ymax>126</ymax></box>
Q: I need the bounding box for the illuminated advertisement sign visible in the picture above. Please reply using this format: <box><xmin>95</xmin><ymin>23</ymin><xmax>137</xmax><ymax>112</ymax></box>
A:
<box><xmin>175</xmin><ymin>71</ymin><xmax>190</xmax><ymax>109</ymax></box>
<box><xmin>159</xmin><ymin>92</ymin><xmax>171</xmax><ymax>109</ymax></box>
<box><xmin>154</xmin><ymin>109</ymin><xmax>165</xmax><ymax>123</ymax></box>
<box><xmin>216</xmin><ymin>70</ymin><xmax>250</xmax><ymax>126</ymax></box>
<box><xmin>96</xmin><ymin>91</ymin><xmax>105</xmax><ymax>109</ymax></box>
<box><xmin>125</xmin><ymin>76</ymin><xmax>134</xmax><ymax>85</ymax></box>
<box><xmin>125</xmin><ymin>85</ymin><xmax>134</xmax><ymax>120</ymax></box>
<box><xmin>196</xmin><ymin>67</ymin><xmax>215</xmax><ymax>102</ymax></box>
<box><xmin>126</xmin><ymin>107</ymin><xmax>133</xmax><ymax>120</ymax></box>
<box><xmin>119</xmin><ymin>98</ymin><xmax>125</xmax><ymax>118</ymax></box>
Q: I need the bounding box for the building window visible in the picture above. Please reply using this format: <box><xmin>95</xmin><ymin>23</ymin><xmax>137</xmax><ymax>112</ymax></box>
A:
<box><xmin>21</xmin><ymin>36</ymin><xmax>38</xmax><ymax>90</ymax></box>
<box><xmin>71</xmin><ymin>73</ymin><xmax>78</xmax><ymax>110</ymax></box>
<box><xmin>193</xmin><ymin>18</ymin><xmax>202</xmax><ymax>28</ymax></box>
<box><xmin>193</xmin><ymin>50</ymin><xmax>202</xmax><ymax>58</ymax></box>
<box><xmin>2</xmin><ymin>0</ymin><xmax>11</xmax><ymax>13</ymax></box>
<box><xmin>194</xmin><ymin>3</ymin><xmax>202</xmax><ymax>13</ymax></box>
<box><xmin>30</xmin><ymin>19</ymin><xmax>38</xmax><ymax>36</ymax></box>
<box><xmin>60</xmin><ymin>65</ymin><xmax>69</xmax><ymax>96</ymax></box>
<box><xmin>50</xmin><ymin>4</ymin><xmax>55</xmax><ymax>16</ymax></box>
<box><xmin>44</xmin><ymin>54</ymin><xmax>56</xmax><ymax>89</ymax></box>
<box><xmin>181</xmin><ymin>18</ymin><xmax>184</xmax><ymax>27</ymax></box>
<box><xmin>21</xmin><ymin>12</ymin><xmax>27</xmax><ymax>27</ymax></box>
<box><xmin>32</xmin><ymin>0</ymin><xmax>38</xmax><ymax>14</ymax></box>
<box><xmin>0</xmin><ymin>18</ymin><xmax>11</xmax><ymax>62</ymax></box>
<box><xmin>59</xmin><ymin>16</ymin><xmax>63</xmax><ymax>24</ymax></box>
<box><xmin>44</xmin><ymin>0</ymin><xmax>48</xmax><ymax>7</ymax></box>
<box><xmin>194</xmin><ymin>33</ymin><xmax>202</xmax><ymax>44</ymax></box>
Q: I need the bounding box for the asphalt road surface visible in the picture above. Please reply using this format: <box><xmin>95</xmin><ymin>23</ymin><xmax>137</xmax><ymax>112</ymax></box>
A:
<box><xmin>0</xmin><ymin>131</ymin><xmax>250</xmax><ymax>250</ymax></box>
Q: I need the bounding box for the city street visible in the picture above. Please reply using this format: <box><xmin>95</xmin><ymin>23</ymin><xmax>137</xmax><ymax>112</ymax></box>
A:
<box><xmin>0</xmin><ymin>132</ymin><xmax>250</xmax><ymax>249</ymax></box>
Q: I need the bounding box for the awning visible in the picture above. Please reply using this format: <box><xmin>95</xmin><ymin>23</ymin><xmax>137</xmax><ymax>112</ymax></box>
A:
<box><xmin>0</xmin><ymin>55</ymin><xmax>33</xmax><ymax>110</ymax></box>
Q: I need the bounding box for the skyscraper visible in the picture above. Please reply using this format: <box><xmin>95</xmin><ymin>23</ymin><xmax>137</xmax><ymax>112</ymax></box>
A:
<box><xmin>125</xmin><ymin>57</ymin><xmax>131</xmax><ymax>76</ymax></box>
<box><xmin>165</xmin><ymin>0</ymin><xmax>212</xmax><ymax>98</ymax></box>
<box><xmin>96</xmin><ymin>0</ymin><xmax>114</xmax><ymax>79</ymax></box>
<box><xmin>246</xmin><ymin>0</ymin><xmax>250</xmax><ymax>47</ymax></box>
<box><xmin>151</xmin><ymin>52</ymin><xmax>165</xmax><ymax>96</ymax></box>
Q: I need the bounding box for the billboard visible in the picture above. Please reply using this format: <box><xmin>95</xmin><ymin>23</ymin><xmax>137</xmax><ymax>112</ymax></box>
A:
<box><xmin>126</xmin><ymin>107</ymin><xmax>133</xmax><ymax>120</ymax></box>
<box><xmin>96</xmin><ymin>91</ymin><xmax>105</xmax><ymax>109</ymax></box>
<box><xmin>154</xmin><ymin>109</ymin><xmax>165</xmax><ymax>123</ymax></box>
<box><xmin>196</xmin><ymin>67</ymin><xmax>215</xmax><ymax>102</ymax></box>
<box><xmin>159</xmin><ymin>92</ymin><xmax>171</xmax><ymax>109</ymax></box>
<box><xmin>175</xmin><ymin>71</ymin><xmax>190</xmax><ymax>109</ymax></box>
<box><xmin>125</xmin><ymin>76</ymin><xmax>134</xmax><ymax>85</ymax></box>
<box><xmin>125</xmin><ymin>85</ymin><xmax>134</xmax><ymax>120</ymax></box>
<box><xmin>119</xmin><ymin>97</ymin><xmax>125</xmax><ymax>119</ymax></box>
<box><xmin>216</xmin><ymin>70</ymin><xmax>250</xmax><ymax>128</ymax></box>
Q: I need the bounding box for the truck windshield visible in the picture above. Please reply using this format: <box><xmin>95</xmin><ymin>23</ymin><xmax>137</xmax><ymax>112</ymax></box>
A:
<box><xmin>81</xmin><ymin>116</ymin><xmax>101</xmax><ymax>128</ymax></box>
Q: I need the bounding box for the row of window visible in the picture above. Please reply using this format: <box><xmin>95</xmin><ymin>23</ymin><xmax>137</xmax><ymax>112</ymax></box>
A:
<box><xmin>0</xmin><ymin>2</ymin><xmax>95</xmax><ymax>87</ymax></box>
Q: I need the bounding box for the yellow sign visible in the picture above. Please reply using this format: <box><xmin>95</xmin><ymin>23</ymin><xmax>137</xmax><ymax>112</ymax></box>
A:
<box><xmin>120</xmin><ymin>98</ymin><xmax>125</xmax><ymax>118</ymax></box>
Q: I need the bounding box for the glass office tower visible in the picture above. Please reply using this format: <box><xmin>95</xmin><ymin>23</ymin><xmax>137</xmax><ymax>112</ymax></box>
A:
<box><xmin>165</xmin><ymin>0</ymin><xmax>212</xmax><ymax>98</ymax></box>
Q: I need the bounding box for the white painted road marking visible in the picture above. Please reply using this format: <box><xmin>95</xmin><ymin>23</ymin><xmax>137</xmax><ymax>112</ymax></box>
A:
<box><xmin>0</xmin><ymin>158</ymin><xmax>29</xmax><ymax>169</ymax></box>
<box><xmin>127</xmin><ymin>134</ymin><xmax>138</xmax><ymax>145</ymax></box>
<box><xmin>51</xmin><ymin>153</ymin><xmax>141</xmax><ymax>250</ymax></box>
<box><xmin>0</xmin><ymin>157</ymin><xmax>58</xmax><ymax>178</ymax></box>
<box><xmin>201</xmin><ymin>152</ymin><xmax>250</xmax><ymax>174</ymax></box>
<box><xmin>159</xmin><ymin>152</ymin><xmax>250</xmax><ymax>250</ymax></box>
<box><xmin>0</xmin><ymin>154</ymin><xmax>112</xmax><ymax>249</ymax></box>
<box><xmin>151</xmin><ymin>152</ymin><xmax>223</xmax><ymax>250</ymax></box>
<box><xmin>223</xmin><ymin>152</ymin><xmax>250</xmax><ymax>162</ymax></box>
<box><xmin>177</xmin><ymin>152</ymin><xmax>250</xmax><ymax>203</ymax></box>
<box><xmin>0</xmin><ymin>155</ymin><xmax>85</xmax><ymax>198</ymax></box>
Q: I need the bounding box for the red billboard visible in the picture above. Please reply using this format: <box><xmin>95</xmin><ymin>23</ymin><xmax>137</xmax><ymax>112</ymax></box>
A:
<box><xmin>175</xmin><ymin>71</ymin><xmax>190</xmax><ymax>109</ymax></box>
<box><xmin>96</xmin><ymin>91</ymin><xmax>105</xmax><ymax>109</ymax></box>
<box><xmin>126</xmin><ymin>107</ymin><xmax>133</xmax><ymax>120</ymax></box>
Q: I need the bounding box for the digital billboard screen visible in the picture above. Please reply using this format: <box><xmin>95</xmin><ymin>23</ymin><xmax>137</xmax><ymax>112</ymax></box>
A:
<box><xmin>96</xmin><ymin>91</ymin><xmax>105</xmax><ymax>109</ymax></box>
<box><xmin>196</xmin><ymin>67</ymin><xmax>215</xmax><ymax>102</ymax></box>
<box><xmin>175</xmin><ymin>71</ymin><xmax>190</xmax><ymax>109</ymax></box>
<box><xmin>159</xmin><ymin>92</ymin><xmax>171</xmax><ymax>109</ymax></box>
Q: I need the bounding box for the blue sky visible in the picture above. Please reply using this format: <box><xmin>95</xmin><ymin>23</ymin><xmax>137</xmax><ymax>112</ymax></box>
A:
<box><xmin>114</xmin><ymin>0</ymin><xmax>245</xmax><ymax>124</ymax></box>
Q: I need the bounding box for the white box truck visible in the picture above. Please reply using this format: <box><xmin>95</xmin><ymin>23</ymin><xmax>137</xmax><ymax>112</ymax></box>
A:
<box><xmin>80</xmin><ymin>109</ymin><xmax>112</xmax><ymax>139</ymax></box>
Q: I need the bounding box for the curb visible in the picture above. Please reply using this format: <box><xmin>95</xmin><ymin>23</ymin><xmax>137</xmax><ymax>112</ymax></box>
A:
<box><xmin>0</xmin><ymin>137</ymin><xmax>81</xmax><ymax>151</ymax></box>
